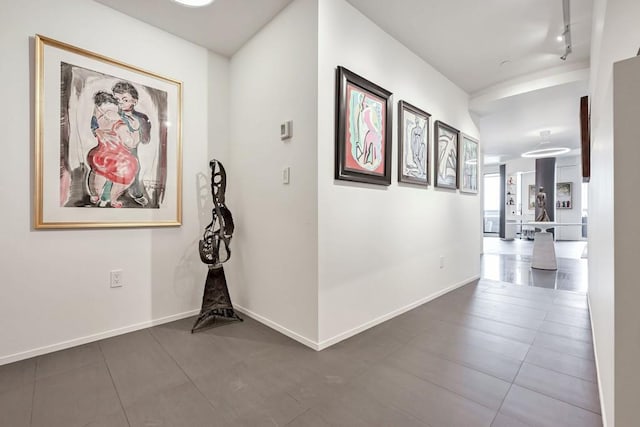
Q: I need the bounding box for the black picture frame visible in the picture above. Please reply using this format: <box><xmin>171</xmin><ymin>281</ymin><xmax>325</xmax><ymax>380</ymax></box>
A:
<box><xmin>335</xmin><ymin>66</ymin><xmax>393</xmax><ymax>186</ymax></box>
<box><xmin>434</xmin><ymin>120</ymin><xmax>459</xmax><ymax>189</ymax></box>
<box><xmin>398</xmin><ymin>100</ymin><xmax>430</xmax><ymax>186</ymax></box>
<box><xmin>459</xmin><ymin>133</ymin><xmax>479</xmax><ymax>194</ymax></box>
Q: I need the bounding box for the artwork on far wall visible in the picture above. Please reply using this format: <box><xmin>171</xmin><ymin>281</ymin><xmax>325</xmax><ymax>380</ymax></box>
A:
<box><xmin>398</xmin><ymin>100</ymin><xmax>430</xmax><ymax>186</ymax></box>
<box><xmin>335</xmin><ymin>66</ymin><xmax>392</xmax><ymax>186</ymax></box>
<box><xmin>557</xmin><ymin>182</ymin><xmax>573</xmax><ymax>209</ymax></box>
<box><xmin>528</xmin><ymin>185</ymin><xmax>536</xmax><ymax>210</ymax></box>
<box><xmin>434</xmin><ymin>120</ymin><xmax>459</xmax><ymax>189</ymax></box>
<box><xmin>459</xmin><ymin>134</ymin><xmax>479</xmax><ymax>193</ymax></box>
<box><xmin>35</xmin><ymin>35</ymin><xmax>182</xmax><ymax>229</ymax></box>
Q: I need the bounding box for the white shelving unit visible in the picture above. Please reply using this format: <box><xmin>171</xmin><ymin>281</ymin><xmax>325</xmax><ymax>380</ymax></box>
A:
<box><xmin>504</xmin><ymin>175</ymin><xmax>518</xmax><ymax>239</ymax></box>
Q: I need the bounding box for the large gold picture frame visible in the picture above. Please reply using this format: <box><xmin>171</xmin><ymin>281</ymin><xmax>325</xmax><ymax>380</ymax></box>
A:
<box><xmin>35</xmin><ymin>35</ymin><xmax>182</xmax><ymax>229</ymax></box>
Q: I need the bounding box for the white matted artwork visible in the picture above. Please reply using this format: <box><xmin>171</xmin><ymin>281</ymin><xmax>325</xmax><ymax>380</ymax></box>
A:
<box><xmin>434</xmin><ymin>120</ymin><xmax>459</xmax><ymax>189</ymax></box>
<box><xmin>556</xmin><ymin>182</ymin><xmax>573</xmax><ymax>209</ymax></box>
<box><xmin>35</xmin><ymin>35</ymin><xmax>182</xmax><ymax>229</ymax></box>
<box><xmin>398</xmin><ymin>100</ymin><xmax>430</xmax><ymax>186</ymax></box>
<box><xmin>459</xmin><ymin>133</ymin><xmax>479</xmax><ymax>193</ymax></box>
<box><xmin>528</xmin><ymin>184</ymin><xmax>536</xmax><ymax>210</ymax></box>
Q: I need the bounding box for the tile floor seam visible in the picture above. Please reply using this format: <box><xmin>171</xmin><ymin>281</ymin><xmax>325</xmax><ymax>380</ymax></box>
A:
<box><xmin>510</xmin><ymin>381</ymin><xmax>602</xmax><ymax>416</ymax></box>
<box><xmin>541</xmin><ymin>317</ymin><xmax>591</xmax><ymax>331</ymax></box>
<box><xmin>534</xmin><ymin>329</ymin><xmax>593</xmax><ymax>343</ymax></box>
<box><xmin>28</xmin><ymin>377</ymin><xmax>35</xmax><ymax>427</ymax></box>
<box><xmin>428</xmin><ymin>316</ymin><xmax>537</xmax><ymax>346</ymax></box>
<box><xmin>403</xmin><ymin>337</ymin><xmax>520</xmax><ymax>383</ymax></box>
<box><xmin>30</xmin><ymin>356</ymin><xmax>40</xmax><ymax>427</ymax></box>
<box><xmin>339</xmin><ymin>354</ymin><xmax>433</xmax><ymax>426</ymax></box>
<box><xmin>97</xmin><ymin>341</ymin><xmax>132</xmax><ymax>427</ymax></box>
<box><xmin>530</xmin><ymin>342</ymin><xmax>595</xmax><ymax>362</ymax></box>
<box><xmin>349</xmin><ymin>363</ymin><xmax>438</xmax><ymax>427</ymax></box>
<box><xmin>492</xmin><ymin>341</ymin><xmax>533</xmax><ymax>427</ymax></box>
<box><xmin>410</xmin><ymin>324</ymin><xmax>530</xmax><ymax>359</ymax></box>
<box><xmin>521</xmin><ymin>359</ymin><xmax>597</xmax><ymax>384</ymax></box>
<box><xmin>387</xmin><ymin>353</ymin><xmax>510</xmax><ymax>414</ymax></box>
<box><xmin>427</xmin><ymin>306</ymin><xmax>544</xmax><ymax>332</ymax></box>
<box><xmin>284</xmin><ymin>407</ymin><xmax>312</xmax><ymax>426</ymax></box>
<box><xmin>146</xmin><ymin>328</ymin><xmax>223</xmax><ymax>417</ymax></box>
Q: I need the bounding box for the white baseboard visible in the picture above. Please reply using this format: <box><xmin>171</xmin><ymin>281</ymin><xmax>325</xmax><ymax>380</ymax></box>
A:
<box><xmin>316</xmin><ymin>275</ymin><xmax>480</xmax><ymax>350</ymax></box>
<box><xmin>587</xmin><ymin>293</ymin><xmax>608</xmax><ymax>427</ymax></box>
<box><xmin>236</xmin><ymin>276</ymin><xmax>479</xmax><ymax>352</ymax></box>
<box><xmin>1</xmin><ymin>276</ymin><xmax>480</xmax><ymax>364</ymax></box>
<box><xmin>0</xmin><ymin>309</ymin><xmax>200</xmax><ymax>366</ymax></box>
<box><xmin>233</xmin><ymin>305</ymin><xmax>320</xmax><ymax>350</ymax></box>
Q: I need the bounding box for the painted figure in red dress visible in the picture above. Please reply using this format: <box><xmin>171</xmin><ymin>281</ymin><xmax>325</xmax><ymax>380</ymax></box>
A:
<box><xmin>86</xmin><ymin>91</ymin><xmax>139</xmax><ymax>207</ymax></box>
<box><xmin>112</xmin><ymin>82</ymin><xmax>151</xmax><ymax>207</ymax></box>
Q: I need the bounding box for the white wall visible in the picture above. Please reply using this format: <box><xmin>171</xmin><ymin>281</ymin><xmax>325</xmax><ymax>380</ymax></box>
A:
<box><xmin>506</xmin><ymin>157</ymin><xmax>535</xmax><ymax>220</ymax></box>
<box><xmin>612</xmin><ymin>55</ymin><xmax>640</xmax><ymax>427</ymax></box>
<box><xmin>317</xmin><ymin>0</ymin><xmax>481</xmax><ymax>345</ymax></box>
<box><xmin>521</xmin><ymin>171</ymin><xmax>536</xmax><ymax>222</ymax></box>
<box><xmin>589</xmin><ymin>0</ymin><xmax>640</xmax><ymax>425</ymax></box>
<box><xmin>227</xmin><ymin>0</ymin><xmax>319</xmax><ymax>344</ymax></box>
<box><xmin>0</xmin><ymin>0</ymin><xmax>228</xmax><ymax>364</ymax></box>
<box><xmin>555</xmin><ymin>156</ymin><xmax>583</xmax><ymax>240</ymax></box>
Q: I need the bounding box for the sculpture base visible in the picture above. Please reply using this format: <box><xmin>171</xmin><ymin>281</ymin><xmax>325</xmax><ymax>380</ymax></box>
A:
<box><xmin>192</xmin><ymin>266</ymin><xmax>242</xmax><ymax>333</ymax></box>
<box><xmin>531</xmin><ymin>231</ymin><xmax>558</xmax><ymax>271</ymax></box>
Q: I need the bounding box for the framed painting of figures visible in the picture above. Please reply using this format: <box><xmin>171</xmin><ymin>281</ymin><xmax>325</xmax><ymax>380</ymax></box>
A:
<box><xmin>528</xmin><ymin>185</ymin><xmax>536</xmax><ymax>210</ymax></box>
<box><xmin>556</xmin><ymin>182</ymin><xmax>573</xmax><ymax>209</ymax></box>
<box><xmin>398</xmin><ymin>101</ymin><xmax>430</xmax><ymax>186</ymax></box>
<box><xmin>34</xmin><ymin>35</ymin><xmax>182</xmax><ymax>229</ymax></box>
<box><xmin>459</xmin><ymin>133</ymin><xmax>479</xmax><ymax>194</ymax></box>
<box><xmin>335</xmin><ymin>66</ymin><xmax>392</xmax><ymax>186</ymax></box>
<box><xmin>434</xmin><ymin>120</ymin><xmax>459</xmax><ymax>189</ymax></box>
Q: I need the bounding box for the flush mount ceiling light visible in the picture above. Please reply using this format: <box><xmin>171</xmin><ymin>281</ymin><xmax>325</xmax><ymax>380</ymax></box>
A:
<box><xmin>173</xmin><ymin>0</ymin><xmax>214</xmax><ymax>7</ymax></box>
<box><xmin>521</xmin><ymin>147</ymin><xmax>570</xmax><ymax>158</ymax></box>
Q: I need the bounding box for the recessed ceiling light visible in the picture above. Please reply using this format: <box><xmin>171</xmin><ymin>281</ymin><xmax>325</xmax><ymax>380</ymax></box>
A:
<box><xmin>521</xmin><ymin>147</ymin><xmax>570</xmax><ymax>158</ymax></box>
<box><xmin>173</xmin><ymin>0</ymin><xmax>214</xmax><ymax>7</ymax></box>
<box><xmin>556</xmin><ymin>35</ymin><xmax>564</xmax><ymax>42</ymax></box>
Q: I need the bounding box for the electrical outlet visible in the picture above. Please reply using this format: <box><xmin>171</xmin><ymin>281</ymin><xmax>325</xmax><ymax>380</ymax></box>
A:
<box><xmin>439</xmin><ymin>256</ymin><xmax>445</xmax><ymax>269</ymax></box>
<box><xmin>110</xmin><ymin>270</ymin><xmax>123</xmax><ymax>288</ymax></box>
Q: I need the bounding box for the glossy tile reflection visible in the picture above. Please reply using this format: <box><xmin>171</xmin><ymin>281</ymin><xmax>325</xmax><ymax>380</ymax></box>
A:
<box><xmin>482</xmin><ymin>237</ymin><xmax>588</xmax><ymax>292</ymax></box>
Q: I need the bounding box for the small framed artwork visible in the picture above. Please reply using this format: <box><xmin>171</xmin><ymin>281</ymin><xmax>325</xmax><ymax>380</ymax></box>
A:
<box><xmin>556</xmin><ymin>182</ymin><xmax>573</xmax><ymax>209</ymax></box>
<box><xmin>434</xmin><ymin>120</ymin><xmax>459</xmax><ymax>189</ymax></box>
<box><xmin>335</xmin><ymin>66</ymin><xmax>392</xmax><ymax>186</ymax></box>
<box><xmin>459</xmin><ymin>133</ymin><xmax>479</xmax><ymax>193</ymax></box>
<box><xmin>35</xmin><ymin>35</ymin><xmax>182</xmax><ymax>229</ymax></box>
<box><xmin>398</xmin><ymin>101</ymin><xmax>430</xmax><ymax>186</ymax></box>
<box><xmin>528</xmin><ymin>185</ymin><xmax>536</xmax><ymax>210</ymax></box>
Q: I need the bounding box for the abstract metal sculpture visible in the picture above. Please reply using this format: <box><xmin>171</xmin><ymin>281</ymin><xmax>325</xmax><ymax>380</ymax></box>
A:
<box><xmin>192</xmin><ymin>159</ymin><xmax>242</xmax><ymax>332</ymax></box>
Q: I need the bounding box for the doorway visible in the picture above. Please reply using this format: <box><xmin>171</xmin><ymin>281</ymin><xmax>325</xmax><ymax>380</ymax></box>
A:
<box><xmin>483</xmin><ymin>173</ymin><xmax>500</xmax><ymax>235</ymax></box>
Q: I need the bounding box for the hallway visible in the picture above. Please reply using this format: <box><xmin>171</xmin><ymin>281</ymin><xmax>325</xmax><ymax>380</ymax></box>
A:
<box><xmin>0</xmin><ymin>245</ymin><xmax>600</xmax><ymax>426</ymax></box>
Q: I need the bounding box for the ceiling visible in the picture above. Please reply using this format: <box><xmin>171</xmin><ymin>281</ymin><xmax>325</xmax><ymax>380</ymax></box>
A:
<box><xmin>95</xmin><ymin>0</ymin><xmax>294</xmax><ymax>57</ymax></box>
<box><xmin>345</xmin><ymin>0</ymin><xmax>592</xmax><ymax>95</ymax></box>
<box><xmin>472</xmin><ymin>79</ymin><xmax>587</xmax><ymax>163</ymax></box>
<box><xmin>95</xmin><ymin>0</ymin><xmax>592</xmax><ymax>164</ymax></box>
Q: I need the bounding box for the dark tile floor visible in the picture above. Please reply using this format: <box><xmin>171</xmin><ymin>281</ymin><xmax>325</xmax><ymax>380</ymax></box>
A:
<box><xmin>0</xmin><ymin>239</ymin><xmax>600</xmax><ymax>426</ymax></box>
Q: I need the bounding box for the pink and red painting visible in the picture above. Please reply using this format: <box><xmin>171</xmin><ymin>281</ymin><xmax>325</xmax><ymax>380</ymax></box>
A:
<box><xmin>35</xmin><ymin>35</ymin><xmax>182</xmax><ymax>229</ymax></box>
<box><xmin>335</xmin><ymin>66</ymin><xmax>392</xmax><ymax>186</ymax></box>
